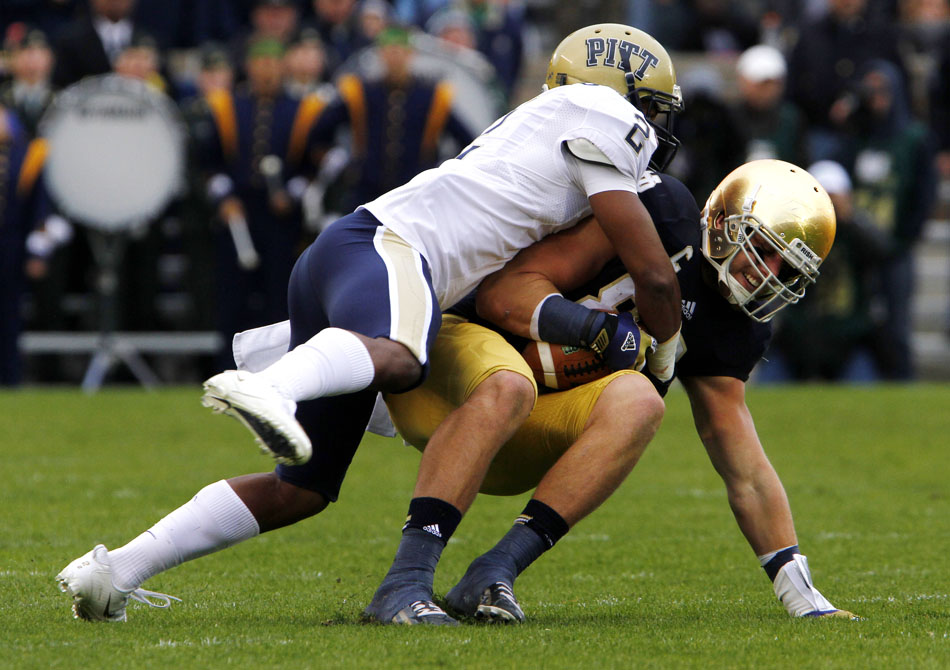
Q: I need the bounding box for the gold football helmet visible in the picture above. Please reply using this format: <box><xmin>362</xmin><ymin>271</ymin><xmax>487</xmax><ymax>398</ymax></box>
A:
<box><xmin>701</xmin><ymin>159</ymin><xmax>836</xmax><ymax>322</ymax></box>
<box><xmin>545</xmin><ymin>23</ymin><xmax>684</xmax><ymax>171</ymax></box>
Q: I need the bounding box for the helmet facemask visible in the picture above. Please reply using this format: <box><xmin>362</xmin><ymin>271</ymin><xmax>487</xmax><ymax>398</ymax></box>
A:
<box><xmin>624</xmin><ymin>71</ymin><xmax>683</xmax><ymax>171</ymax></box>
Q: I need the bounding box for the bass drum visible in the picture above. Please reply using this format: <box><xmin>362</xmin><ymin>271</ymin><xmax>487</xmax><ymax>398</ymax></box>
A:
<box><xmin>40</xmin><ymin>74</ymin><xmax>185</xmax><ymax>233</ymax></box>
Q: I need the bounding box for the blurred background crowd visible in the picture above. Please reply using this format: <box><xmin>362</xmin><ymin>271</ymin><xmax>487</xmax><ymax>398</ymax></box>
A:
<box><xmin>1</xmin><ymin>0</ymin><xmax>949</xmax><ymax>387</ymax></box>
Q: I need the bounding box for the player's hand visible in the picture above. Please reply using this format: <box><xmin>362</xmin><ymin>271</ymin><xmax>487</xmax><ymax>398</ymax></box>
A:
<box><xmin>643</xmin><ymin>329</ymin><xmax>679</xmax><ymax>396</ymax></box>
<box><xmin>591</xmin><ymin>311</ymin><xmax>648</xmax><ymax>372</ymax></box>
<box><xmin>218</xmin><ymin>196</ymin><xmax>245</xmax><ymax>223</ymax></box>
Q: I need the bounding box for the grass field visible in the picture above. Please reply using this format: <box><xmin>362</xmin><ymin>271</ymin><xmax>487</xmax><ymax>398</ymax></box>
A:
<box><xmin>1</xmin><ymin>384</ymin><xmax>948</xmax><ymax>669</ymax></box>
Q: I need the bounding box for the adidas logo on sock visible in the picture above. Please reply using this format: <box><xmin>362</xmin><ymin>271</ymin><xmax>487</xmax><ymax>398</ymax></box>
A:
<box><xmin>422</xmin><ymin>524</ymin><xmax>442</xmax><ymax>538</ymax></box>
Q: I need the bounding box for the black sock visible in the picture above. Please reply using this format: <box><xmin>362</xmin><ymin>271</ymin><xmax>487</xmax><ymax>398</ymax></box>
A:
<box><xmin>516</xmin><ymin>499</ymin><xmax>570</xmax><ymax>549</ymax></box>
<box><xmin>763</xmin><ymin>544</ymin><xmax>800</xmax><ymax>582</ymax></box>
<box><xmin>470</xmin><ymin>499</ymin><xmax>570</xmax><ymax>583</ymax></box>
<box><xmin>402</xmin><ymin>496</ymin><xmax>462</xmax><ymax>545</ymax></box>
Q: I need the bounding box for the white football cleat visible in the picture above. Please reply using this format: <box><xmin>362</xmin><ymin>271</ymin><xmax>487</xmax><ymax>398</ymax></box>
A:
<box><xmin>202</xmin><ymin>370</ymin><xmax>312</xmax><ymax>465</ymax></box>
<box><xmin>56</xmin><ymin>545</ymin><xmax>180</xmax><ymax>622</ymax></box>
<box><xmin>773</xmin><ymin>553</ymin><xmax>860</xmax><ymax>619</ymax></box>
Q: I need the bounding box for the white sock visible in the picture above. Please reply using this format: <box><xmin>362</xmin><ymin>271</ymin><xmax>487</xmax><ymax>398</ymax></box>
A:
<box><xmin>109</xmin><ymin>480</ymin><xmax>260</xmax><ymax>591</ymax></box>
<box><xmin>255</xmin><ymin>327</ymin><xmax>376</xmax><ymax>401</ymax></box>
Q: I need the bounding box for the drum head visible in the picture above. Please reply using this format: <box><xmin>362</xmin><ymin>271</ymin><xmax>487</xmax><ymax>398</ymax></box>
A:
<box><xmin>41</xmin><ymin>75</ymin><xmax>185</xmax><ymax>233</ymax></box>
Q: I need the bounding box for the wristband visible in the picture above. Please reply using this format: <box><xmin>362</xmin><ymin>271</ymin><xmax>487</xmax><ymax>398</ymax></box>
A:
<box><xmin>647</xmin><ymin>328</ymin><xmax>680</xmax><ymax>382</ymax></box>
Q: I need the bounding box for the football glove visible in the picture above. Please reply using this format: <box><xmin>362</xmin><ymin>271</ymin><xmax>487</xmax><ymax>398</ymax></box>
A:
<box><xmin>590</xmin><ymin>311</ymin><xmax>651</xmax><ymax>372</ymax></box>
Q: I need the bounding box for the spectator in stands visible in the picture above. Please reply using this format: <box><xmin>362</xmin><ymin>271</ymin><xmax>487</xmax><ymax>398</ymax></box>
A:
<box><xmin>423</xmin><ymin>5</ymin><xmax>505</xmax><ymax>111</ymax></box>
<box><xmin>786</xmin><ymin>0</ymin><xmax>904</xmax><ymax>163</ymax></box>
<box><xmin>357</xmin><ymin>0</ymin><xmax>392</xmax><ymax>43</ymax></box>
<box><xmin>107</xmin><ymin>33</ymin><xmax>176</xmax><ymax>332</ymax></box>
<box><xmin>201</xmin><ymin>36</ymin><xmax>325</xmax><ymax>368</ymax></box>
<box><xmin>0</xmin><ymin>24</ymin><xmax>56</xmax><ymax>138</ymax></box>
<box><xmin>763</xmin><ymin>160</ymin><xmax>892</xmax><ymax>382</ymax></box>
<box><xmin>460</xmin><ymin>0</ymin><xmax>525</xmax><ymax>103</ymax></box>
<box><xmin>283</xmin><ymin>29</ymin><xmax>330</xmax><ymax>99</ymax></box>
<box><xmin>0</xmin><ymin>105</ymin><xmax>51</xmax><ymax>385</ymax></box>
<box><xmin>231</xmin><ymin>0</ymin><xmax>303</xmax><ymax>81</ymax></box>
<box><xmin>310</xmin><ymin>25</ymin><xmax>476</xmax><ymax>213</ymax></box>
<box><xmin>176</xmin><ymin>44</ymin><xmax>237</xmax><ymax>333</ymax></box>
<box><xmin>392</xmin><ymin>0</ymin><xmax>451</xmax><ymax>27</ymax></box>
<box><xmin>919</xmin><ymin>4</ymin><xmax>950</xmax><ymax>195</ymax></box>
<box><xmin>730</xmin><ymin>44</ymin><xmax>807</xmax><ymax>167</ymax></box>
<box><xmin>425</xmin><ymin>7</ymin><xmax>478</xmax><ymax>51</ymax></box>
<box><xmin>249</xmin><ymin>0</ymin><xmax>302</xmax><ymax>44</ymax></box>
<box><xmin>840</xmin><ymin>59</ymin><xmax>937</xmax><ymax>379</ymax></box>
<box><xmin>196</xmin><ymin>43</ymin><xmax>236</xmax><ymax>95</ymax></box>
<box><xmin>666</xmin><ymin>66</ymin><xmax>744</xmax><ymax>206</ymax></box>
<box><xmin>896</xmin><ymin>0</ymin><xmax>950</xmax><ymax>119</ymax></box>
<box><xmin>305</xmin><ymin>0</ymin><xmax>367</xmax><ymax>76</ymax></box>
<box><xmin>1</xmin><ymin>0</ymin><xmax>83</xmax><ymax>44</ymax></box>
<box><xmin>671</xmin><ymin>0</ymin><xmax>760</xmax><ymax>54</ymax></box>
<box><xmin>52</xmin><ymin>0</ymin><xmax>151</xmax><ymax>89</ymax></box>
<box><xmin>113</xmin><ymin>34</ymin><xmax>167</xmax><ymax>92</ymax></box>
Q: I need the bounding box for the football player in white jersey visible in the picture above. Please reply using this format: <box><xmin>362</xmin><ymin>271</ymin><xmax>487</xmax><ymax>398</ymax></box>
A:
<box><xmin>57</xmin><ymin>25</ymin><xmax>687</xmax><ymax>625</ymax></box>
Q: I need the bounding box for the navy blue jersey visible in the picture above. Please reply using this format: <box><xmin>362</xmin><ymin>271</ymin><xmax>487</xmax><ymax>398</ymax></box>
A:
<box><xmin>564</xmin><ymin>172</ymin><xmax>772</xmax><ymax>381</ymax></box>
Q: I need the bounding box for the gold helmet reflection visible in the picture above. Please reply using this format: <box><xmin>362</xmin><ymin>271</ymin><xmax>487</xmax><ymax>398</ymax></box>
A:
<box><xmin>701</xmin><ymin>159</ymin><xmax>836</xmax><ymax>323</ymax></box>
<box><xmin>545</xmin><ymin>23</ymin><xmax>683</xmax><ymax>171</ymax></box>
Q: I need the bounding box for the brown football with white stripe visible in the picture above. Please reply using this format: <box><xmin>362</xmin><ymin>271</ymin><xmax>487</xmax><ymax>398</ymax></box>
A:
<box><xmin>520</xmin><ymin>340</ymin><xmax>611</xmax><ymax>390</ymax></box>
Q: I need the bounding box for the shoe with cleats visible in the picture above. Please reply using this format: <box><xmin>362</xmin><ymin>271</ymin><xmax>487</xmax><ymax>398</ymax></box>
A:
<box><xmin>472</xmin><ymin>582</ymin><xmax>525</xmax><ymax>623</ymax></box>
<box><xmin>390</xmin><ymin>600</ymin><xmax>459</xmax><ymax>626</ymax></box>
<box><xmin>446</xmin><ymin>575</ymin><xmax>525</xmax><ymax>624</ymax></box>
<box><xmin>202</xmin><ymin>370</ymin><xmax>311</xmax><ymax>465</ymax></box>
<box><xmin>56</xmin><ymin>545</ymin><xmax>180</xmax><ymax>622</ymax></box>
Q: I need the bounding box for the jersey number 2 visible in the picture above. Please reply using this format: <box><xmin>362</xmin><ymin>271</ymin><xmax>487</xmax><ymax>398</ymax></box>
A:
<box><xmin>625</xmin><ymin>118</ymin><xmax>651</xmax><ymax>154</ymax></box>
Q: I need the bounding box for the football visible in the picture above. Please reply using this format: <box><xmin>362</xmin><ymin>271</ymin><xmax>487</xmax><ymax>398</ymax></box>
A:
<box><xmin>521</xmin><ymin>340</ymin><xmax>612</xmax><ymax>390</ymax></box>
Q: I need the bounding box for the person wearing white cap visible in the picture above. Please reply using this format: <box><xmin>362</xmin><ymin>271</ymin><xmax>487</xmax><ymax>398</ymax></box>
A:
<box><xmin>763</xmin><ymin>159</ymin><xmax>894</xmax><ymax>382</ymax></box>
<box><xmin>730</xmin><ymin>44</ymin><xmax>807</xmax><ymax>166</ymax></box>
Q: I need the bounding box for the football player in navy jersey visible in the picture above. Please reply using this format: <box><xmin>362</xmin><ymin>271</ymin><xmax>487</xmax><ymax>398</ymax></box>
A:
<box><xmin>382</xmin><ymin>159</ymin><xmax>857</xmax><ymax>623</ymax></box>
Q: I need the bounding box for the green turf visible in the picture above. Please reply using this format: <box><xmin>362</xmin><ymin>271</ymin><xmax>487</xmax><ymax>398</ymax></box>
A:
<box><xmin>1</xmin><ymin>385</ymin><xmax>948</xmax><ymax>669</ymax></box>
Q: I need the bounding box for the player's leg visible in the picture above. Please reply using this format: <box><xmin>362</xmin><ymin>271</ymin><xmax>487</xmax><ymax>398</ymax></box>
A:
<box><xmin>446</xmin><ymin>372</ymin><xmax>664</xmax><ymax>622</ymax></box>
<box><xmin>202</xmin><ymin>211</ymin><xmax>438</xmax><ymax>464</ymax></box>
<box><xmin>57</xmin><ymin>383</ymin><xmax>380</xmax><ymax>623</ymax></box>
<box><xmin>365</xmin><ymin>318</ymin><xmax>537</xmax><ymax>625</ymax></box>
<box><xmin>56</xmin><ymin>473</ymin><xmax>327</xmax><ymax>622</ymax></box>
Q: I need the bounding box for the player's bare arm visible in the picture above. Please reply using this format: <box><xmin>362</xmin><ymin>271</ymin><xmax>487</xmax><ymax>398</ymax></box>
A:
<box><xmin>680</xmin><ymin>374</ymin><xmax>797</xmax><ymax>555</ymax></box>
<box><xmin>588</xmin><ymin>189</ymin><xmax>681</xmax><ymax>342</ymax></box>
<box><xmin>681</xmin><ymin>373</ymin><xmax>854</xmax><ymax>617</ymax></box>
<box><xmin>476</xmin><ymin>216</ymin><xmax>614</xmax><ymax>338</ymax></box>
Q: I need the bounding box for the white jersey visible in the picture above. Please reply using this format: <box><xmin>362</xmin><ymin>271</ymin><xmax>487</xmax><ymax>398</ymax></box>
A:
<box><xmin>362</xmin><ymin>83</ymin><xmax>658</xmax><ymax>309</ymax></box>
